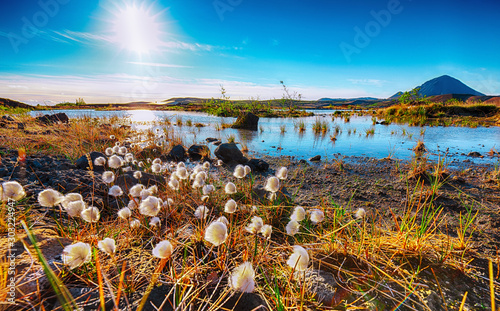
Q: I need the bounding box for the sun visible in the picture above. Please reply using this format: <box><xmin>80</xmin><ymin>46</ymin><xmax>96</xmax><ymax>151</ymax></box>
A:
<box><xmin>110</xmin><ymin>2</ymin><xmax>165</xmax><ymax>55</ymax></box>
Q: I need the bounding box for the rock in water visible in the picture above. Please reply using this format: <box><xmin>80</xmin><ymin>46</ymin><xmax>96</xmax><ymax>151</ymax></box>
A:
<box><xmin>76</xmin><ymin>151</ymin><xmax>106</xmax><ymax>171</ymax></box>
<box><xmin>214</xmin><ymin>143</ymin><xmax>248</xmax><ymax>164</ymax></box>
<box><xmin>35</xmin><ymin>112</ymin><xmax>69</xmax><ymax>125</ymax></box>
<box><xmin>309</xmin><ymin>155</ymin><xmax>321</xmax><ymax>162</ymax></box>
<box><xmin>167</xmin><ymin>145</ymin><xmax>187</xmax><ymax>162</ymax></box>
<box><xmin>231</xmin><ymin>112</ymin><xmax>259</xmax><ymax>131</ymax></box>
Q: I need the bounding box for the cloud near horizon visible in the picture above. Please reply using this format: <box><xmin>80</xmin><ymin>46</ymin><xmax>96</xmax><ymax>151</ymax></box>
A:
<box><xmin>0</xmin><ymin>73</ymin><xmax>372</xmax><ymax>106</ymax></box>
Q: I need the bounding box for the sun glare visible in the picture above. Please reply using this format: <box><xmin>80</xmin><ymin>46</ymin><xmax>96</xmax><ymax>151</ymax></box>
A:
<box><xmin>111</xmin><ymin>3</ymin><xmax>165</xmax><ymax>55</ymax></box>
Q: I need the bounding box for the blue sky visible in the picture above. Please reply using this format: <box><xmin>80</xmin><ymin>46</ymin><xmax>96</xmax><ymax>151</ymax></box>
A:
<box><xmin>1</xmin><ymin>0</ymin><xmax>499</xmax><ymax>105</ymax></box>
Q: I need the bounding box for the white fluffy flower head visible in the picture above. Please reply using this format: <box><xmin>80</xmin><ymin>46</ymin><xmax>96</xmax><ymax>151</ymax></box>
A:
<box><xmin>194</xmin><ymin>205</ymin><xmax>209</xmax><ymax>219</ymax></box>
<box><xmin>276</xmin><ymin>167</ymin><xmax>288</xmax><ymax>180</ymax></box>
<box><xmin>224</xmin><ymin>199</ymin><xmax>237</xmax><ymax>213</ymax></box>
<box><xmin>225</xmin><ymin>182</ymin><xmax>237</xmax><ymax>194</ymax></box>
<box><xmin>287</xmin><ymin>245</ymin><xmax>309</xmax><ymax>271</ymax></box>
<box><xmin>102</xmin><ymin>171</ymin><xmax>115</xmax><ymax>184</ymax></box>
<box><xmin>291</xmin><ymin>206</ymin><xmax>306</xmax><ymax>222</ymax></box>
<box><xmin>310</xmin><ymin>209</ymin><xmax>325</xmax><ymax>224</ymax></box>
<box><xmin>81</xmin><ymin>206</ymin><xmax>100</xmax><ymax>223</ymax></box>
<box><xmin>38</xmin><ymin>189</ymin><xmax>63</xmax><ymax>207</ymax></box>
<box><xmin>245</xmin><ymin>216</ymin><xmax>263</xmax><ymax>234</ymax></box>
<box><xmin>233</xmin><ymin>165</ymin><xmax>246</xmax><ymax>179</ymax></box>
<box><xmin>108</xmin><ymin>185</ymin><xmax>124</xmax><ymax>197</ymax></box>
<box><xmin>230</xmin><ymin>262</ymin><xmax>255</xmax><ymax>293</ymax></box>
<box><xmin>264</xmin><ymin>176</ymin><xmax>280</xmax><ymax>193</ymax></box>
<box><xmin>152</xmin><ymin>240</ymin><xmax>174</xmax><ymax>259</ymax></box>
<box><xmin>204</xmin><ymin>221</ymin><xmax>228</xmax><ymax>246</ymax></box>
<box><xmin>286</xmin><ymin>220</ymin><xmax>300</xmax><ymax>236</ymax></box>
<box><xmin>139</xmin><ymin>196</ymin><xmax>161</xmax><ymax>217</ymax></box>
<box><xmin>108</xmin><ymin>155</ymin><xmax>124</xmax><ymax>169</ymax></box>
<box><xmin>260</xmin><ymin>224</ymin><xmax>272</xmax><ymax>240</ymax></box>
<box><xmin>118</xmin><ymin>207</ymin><xmax>132</xmax><ymax>219</ymax></box>
<box><xmin>94</xmin><ymin>156</ymin><xmax>106</xmax><ymax>167</ymax></box>
<box><xmin>62</xmin><ymin>242</ymin><xmax>92</xmax><ymax>270</ymax></box>
<box><xmin>98</xmin><ymin>238</ymin><xmax>116</xmax><ymax>255</ymax></box>
<box><xmin>66</xmin><ymin>200</ymin><xmax>87</xmax><ymax>218</ymax></box>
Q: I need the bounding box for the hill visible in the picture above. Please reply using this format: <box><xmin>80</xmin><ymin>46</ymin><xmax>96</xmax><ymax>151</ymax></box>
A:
<box><xmin>391</xmin><ymin>75</ymin><xmax>485</xmax><ymax>99</ymax></box>
<box><xmin>0</xmin><ymin>98</ymin><xmax>35</xmax><ymax>110</ymax></box>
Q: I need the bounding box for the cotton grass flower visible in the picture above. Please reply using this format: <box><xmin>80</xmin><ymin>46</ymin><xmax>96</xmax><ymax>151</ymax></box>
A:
<box><xmin>129</xmin><ymin>184</ymin><xmax>145</xmax><ymax>197</ymax></box>
<box><xmin>108</xmin><ymin>155</ymin><xmax>124</xmax><ymax>169</ymax></box>
<box><xmin>65</xmin><ymin>200</ymin><xmax>87</xmax><ymax>218</ymax></box>
<box><xmin>128</xmin><ymin>199</ymin><xmax>138</xmax><ymax>210</ymax></box>
<box><xmin>105</xmin><ymin>147</ymin><xmax>114</xmax><ymax>156</ymax></box>
<box><xmin>276</xmin><ymin>167</ymin><xmax>288</xmax><ymax>180</ymax></box>
<box><xmin>202</xmin><ymin>184</ymin><xmax>215</xmax><ymax>195</ymax></box>
<box><xmin>287</xmin><ymin>245</ymin><xmax>309</xmax><ymax>271</ymax></box>
<box><xmin>229</xmin><ymin>262</ymin><xmax>255</xmax><ymax>293</ymax></box>
<box><xmin>152</xmin><ymin>240</ymin><xmax>174</xmax><ymax>259</ymax></box>
<box><xmin>151</xmin><ymin>163</ymin><xmax>161</xmax><ymax>174</ymax></box>
<box><xmin>224</xmin><ymin>199</ymin><xmax>237</xmax><ymax>213</ymax></box>
<box><xmin>286</xmin><ymin>220</ymin><xmax>300</xmax><ymax>236</ymax></box>
<box><xmin>133</xmin><ymin>171</ymin><xmax>142</xmax><ymax>179</ymax></box>
<box><xmin>290</xmin><ymin>206</ymin><xmax>306</xmax><ymax>222</ymax></box>
<box><xmin>139</xmin><ymin>196</ymin><xmax>161</xmax><ymax>217</ymax></box>
<box><xmin>355</xmin><ymin>207</ymin><xmax>366</xmax><ymax>219</ymax></box>
<box><xmin>98</xmin><ymin>238</ymin><xmax>116</xmax><ymax>256</ymax></box>
<box><xmin>152</xmin><ymin>158</ymin><xmax>162</xmax><ymax>165</ymax></box>
<box><xmin>150</xmin><ymin>217</ymin><xmax>161</xmax><ymax>227</ymax></box>
<box><xmin>81</xmin><ymin>206</ymin><xmax>100</xmax><ymax>223</ymax></box>
<box><xmin>204</xmin><ymin>221</ymin><xmax>228</xmax><ymax>246</ymax></box>
<box><xmin>245</xmin><ymin>216</ymin><xmax>263</xmax><ymax>234</ymax></box>
<box><xmin>122</xmin><ymin>166</ymin><xmax>132</xmax><ymax>172</ymax></box>
<box><xmin>225</xmin><ymin>182</ymin><xmax>237</xmax><ymax>194</ymax></box>
<box><xmin>62</xmin><ymin>242</ymin><xmax>92</xmax><ymax>270</ymax></box>
<box><xmin>108</xmin><ymin>185</ymin><xmax>123</xmax><ymax>197</ymax></box>
<box><xmin>309</xmin><ymin>209</ymin><xmax>325</xmax><ymax>224</ymax></box>
<box><xmin>130</xmin><ymin>218</ymin><xmax>140</xmax><ymax>228</ymax></box>
<box><xmin>118</xmin><ymin>147</ymin><xmax>127</xmax><ymax>155</ymax></box>
<box><xmin>38</xmin><ymin>189</ymin><xmax>63</xmax><ymax>207</ymax></box>
<box><xmin>118</xmin><ymin>207</ymin><xmax>132</xmax><ymax>219</ymax></box>
<box><xmin>125</xmin><ymin>153</ymin><xmax>134</xmax><ymax>163</ymax></box>
<box><xmin>102</xmin><ymin>171</ymin><xmax>115</xmax><ymax>184</ymax></box>
<box><xmin>192</xmin><ymin>175</ymin><xmax>205</xmax><ymax>188</ymax></box>
<box><xmin>94</xmin><ymin>156</ymin><xmax>106</xmax><ymax>167</ymax></box>
<box><xmin>176</xmin><ymin>167</ymin><xmax>189</xmax><ymax>180</ymax></box>
<box><xmin>194</xmin><ymin>205</ymin><xmax>209</xmax><ymax>219</ymax></box>
<box><xmin>260</xmin><ymin>224</ymin><xmax>272</xmax><ymax>240</ymax></box>
<box><xmin>168</xmin><ymin>179</ymin><xmax>180</xmax><ymax>191</ymax></box>
<box><xmin>264</xmin><ymin>176</ymin><xmax>280</xmax><ymax>193</ymax></box>
<box><xmin>61</xmin><ymin>193</ymin><xmax>83</xmax><ymax>210</ymax></box>
<box><xmin>202</xmin><ymin>161</ymin><xmax>210</xmax><ymax>170</ymax></box>
<box><xmin>216</xmin><ymin>216</ymin><xmax>229</xmax><ymax>226</ymax></box>
<box><xmin>112</xmin><ymin>145</ymin><xmax>120</xmax><ymax>154</ymax></box>
<box><xmin>233</xmin><ymin>164</ymin><xmax>246</xmax><ymax>178</ymax></box>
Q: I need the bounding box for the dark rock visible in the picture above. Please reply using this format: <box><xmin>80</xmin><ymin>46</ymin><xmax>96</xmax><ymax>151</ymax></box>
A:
<box><xmin>53</xmin><ymin>287</ymin><xmax>130</xmax><ymax>311</ymax></box>
<box><xmin>214</xmin><ymin>143</ymin><xmax>248</xmax><ymax>165</ymax></box>
<box><xmin>35</xmin><ymin>112</ymin><xmax>69</xmax><ymax>125</ymax></box>
<box><xmin>223</xmin><ymin>292</ymin><xmax>268</xmax><ymax>310</ymax></box>
<box><xmin>305</xmin><ymin>269</ymin><xmax>339</xmax><ymax>307</ymax></box>
<box><xmin>231</xmin><ymin>112</ymin><xmax>259</xmax><ymax>131</ymax></box>
<box><xmin>206</xmin><ymin>137</ymin><xmax>218</xmax><ymax>143</ymax></box>
<box><xmin>76</xmin><ymin>151</ymin><xmax>106</xmax><ymax>171</ymax></box>
<box><xmin>115</xmin><ymin>171</ymin><xmax>166</xmax><ymax>192</ymax></box>
<box><xmin>309</xmin><ymin>155</ymin><xmax>321</xmax><ymax>162</ymax></box>
<box><xmin>187</xmin><ymin>144</ymin><xmax>210</xmax><ymax>161</ymax></box>
<box><xmin>247</xmin><ymin>158</ymin><xmax>269</xmax><ymax>172</ymax></box>
<box><xmin>213</xmin><ymin>140</ymin><xmax>222</xmax><ymax>146</ymax></box>
<box><xmin>137</xmin><ymin>284</ymin><xmax>175</xmax><ymax>311</ymax></box>
<box><xmin>17</xmin><ymin>122</ymin><xmax>25</xmax><ymax>129</ymax></box>
<box><xmin>167</xmin><ymin>144</ymin><xmax>187</xmax><ymax>162</ymax></box>
<box><xmin>467</xmin><ymin>151</ymin><xmax>481</xmax><ymax>157</ymax></box>
<box><xmin>299</xmin><ymin>159</ymin><xmax>307</xmax><ymax>164</ymax></box>
<box><xmin>380</xmin><ymin>120</ymin><xmax>390</xmax><ymax>125</ymax></box>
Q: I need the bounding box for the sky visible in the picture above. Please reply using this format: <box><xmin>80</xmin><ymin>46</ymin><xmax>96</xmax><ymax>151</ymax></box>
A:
<box><xmin>1</xmin><ymin>0</ymin><xmax>500</xmax><ymax>105</ymax></box>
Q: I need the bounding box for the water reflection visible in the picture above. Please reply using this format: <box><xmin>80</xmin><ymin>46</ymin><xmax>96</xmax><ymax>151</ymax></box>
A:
<box><xmin>31</xmin><ymin>109</ymin><xmax>500</xmax><ymax>165</ymax></box>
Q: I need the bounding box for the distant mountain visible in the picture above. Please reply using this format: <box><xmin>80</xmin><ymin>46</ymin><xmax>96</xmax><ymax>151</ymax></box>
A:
<box><xmin>390</xmin><ymin>75</ymin><xmax>485</xmax><ymax>99</ymax></box>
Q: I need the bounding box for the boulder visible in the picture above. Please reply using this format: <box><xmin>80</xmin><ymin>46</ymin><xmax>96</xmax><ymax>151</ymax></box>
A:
<box><xmin>76</xmin><ymin>151</ymin><xmax>106</xmax><ymax>171</ymax></box>
<box><xmin>467</xmin><ymin>151</ymin><xmax>481</xmax><ymax>157</ymax></box>
<box><xmin>167</xmin><ymin>145</ymin><xmax>187</xmax><ymax>162</ymax></box>
<box><xmin>205</xmin><ymin>137</ymin><xmax>218</xmax><ymax>143</ymax></box>
<box><xmin>305</xmin><ymin>269</ymin><xmax>343</xmax><ymax>307</ymax></box>
<box><xmin>231</xmin><ymin>112</ymin><xmax>259</xmax><ymax>131</ymax></box>
<box><xmin>247</xmin><ymin>158</ymin><xmax>269</xmax><ymax>172</ymax></box>
<box><xmin>214</xmin><ymin>143</ymin><xmax>248</xmax><ymax>164</ymax></box>
<box><xmin>309</xmin><ymin>155</ymin><xmax>321</xmax><ymax>162</ymax></box>
<box><xmin>187</xmin><ymin>144</ymin><xmax>210</xmax><ymax>161</ymax></box>
<box><xmin>35</xmin><ymin>112</ymin><xmax>69</xmax><ymax>125</ymax></box>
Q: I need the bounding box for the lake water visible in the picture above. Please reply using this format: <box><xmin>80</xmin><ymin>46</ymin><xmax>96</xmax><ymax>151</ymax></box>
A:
<box><xmin>31</xmin><ymin>109</ymin><xmax>500</xmax><ymax>166</ymax></box>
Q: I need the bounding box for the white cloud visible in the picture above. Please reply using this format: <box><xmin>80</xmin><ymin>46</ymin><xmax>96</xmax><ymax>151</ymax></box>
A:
<box><xmin>347</xmin><ymin>79</ymin><xmax>387</xmax><ymax>87</ymax></box>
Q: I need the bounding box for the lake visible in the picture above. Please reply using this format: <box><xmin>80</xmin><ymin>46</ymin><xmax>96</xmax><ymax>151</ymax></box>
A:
<box><xmin>31</xmin><ymin>109</ymin><xmax>500</xmax><ymax>167</ymax></box>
